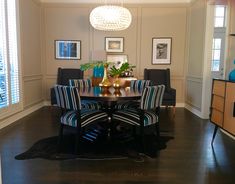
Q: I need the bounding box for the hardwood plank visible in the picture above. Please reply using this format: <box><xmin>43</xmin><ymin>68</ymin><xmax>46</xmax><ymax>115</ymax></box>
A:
<box><xmin>0</xmin><ymin>107</ymin><xmax>235</xmax><ymax>184</ymax></box>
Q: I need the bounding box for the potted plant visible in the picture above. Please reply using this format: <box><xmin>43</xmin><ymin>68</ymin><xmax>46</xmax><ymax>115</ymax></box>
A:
<box><xmin>80</xmin><ymin>61</ymin><xmax>135</xmax><ymax>88</ymax></box>
<box><xmin>108</xmin><ymin>62</ymin><xmax>135</xmax><ymax>88</ymax></box>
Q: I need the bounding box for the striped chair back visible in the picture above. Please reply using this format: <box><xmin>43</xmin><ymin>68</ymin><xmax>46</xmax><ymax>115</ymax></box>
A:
<box><xmin>140</xmin><ymin>85</ymin><xmax>165</xmax><ymax>110</ymax></box>
<box><xmin>130</xmin><ymin>80</ymin><xmax>152</xmax><ymax>92</ymax></box>
<box><xmin>69</xmin><ymin>79</ymin><xmax>92</xmax><ymax>89</ymax></box>
<box><xmin>54</xmin><ymin>85</ymin><xmax>81</xmax><ymax>110</ymax></box>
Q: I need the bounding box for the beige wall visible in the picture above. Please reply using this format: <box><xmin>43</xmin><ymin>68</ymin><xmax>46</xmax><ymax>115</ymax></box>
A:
<box><xmin>42</xmin><ymin>3</ymin><xmax>188</xmax><ymax>104</ymax></box>
<box><xmin>20</xmin><ymin>0</ymin><xmax>43</xmax><ymax>108</ymax></box>
<box><xmin>186</xmin><ymin>0</ymin><xmax>206</xmax><ymax>111</ymax></box>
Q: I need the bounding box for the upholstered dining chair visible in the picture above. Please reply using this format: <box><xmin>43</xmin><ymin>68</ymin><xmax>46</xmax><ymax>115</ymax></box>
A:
<box><xmin>51</xmin><ymin>67</ymin><xmax>84</xmax><ymax>105</ymax></box>
<box><xmin>112</xmin><ymin>85</ymin><xmax>165</xmax><ymax>151</ymax></box>
<box><xmin>115</xmin><ymin>80</ymin><xmax>152</xmax><ymax>109</ymax></box>
<box><xmin>69</xmin><ymin>79</ymin><xmax>102</xmax><ymax>110</ymax></box>
<box><xmin>54</xmin><ymin>85</ymin><xmax>108</xmax><ymax>153</ymax></box>
<box><xmin>144</xmin><ymin>68</ymin><xmax>176</xmax><ymax>114</ymax></box>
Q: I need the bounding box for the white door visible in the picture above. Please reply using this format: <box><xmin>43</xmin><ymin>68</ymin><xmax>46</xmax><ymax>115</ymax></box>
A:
<box><xmin>211</xmin><ymin>5</ymin><xmax>227</xmax><ymax>79</ymax></box>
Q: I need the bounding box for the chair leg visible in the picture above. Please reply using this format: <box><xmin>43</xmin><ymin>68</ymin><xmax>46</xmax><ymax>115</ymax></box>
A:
<box><xmin>75</xmin><ymin>127</ymin><xmax>81</xmax><ymax>154</ymax></box>
<box><xmin>155</xmin><ymin>123</ymin><xmax>160</xmax><ymax>140</ymax></box>
<box><xmin>57</xmin><ymin>124</ymin><xmax>64</xmax><ymax>153</ymax></box>
<box><xmin>172</xmin><ymin>106</ymin><xmax>176</xmax><ymax>116</ymax></box>
<box><xmin>140</xmin><ymin>126</ymin><xmax>145</xmax><ymax>153</ymax></box>
<box><xmin>211</xmin><ymin>125</ymin><xmax>218</xmax><ymax>145</ymax></box>
<box><xmin>132</xmin><ymin>125</ymin><xmax>136</xmax><ymax>139</ymax></box>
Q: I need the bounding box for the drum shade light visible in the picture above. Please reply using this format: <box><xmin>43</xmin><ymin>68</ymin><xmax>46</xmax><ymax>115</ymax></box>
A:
<box><xmin>89</xmin><ymin>4</ymin><xmax>132</xmax><ymax>31</ymax></box>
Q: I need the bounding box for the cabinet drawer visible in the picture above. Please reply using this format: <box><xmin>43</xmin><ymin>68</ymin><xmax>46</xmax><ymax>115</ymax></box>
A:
<box><xmin>211</xmin><ymin>109</ymin><xmax>223</xmax><ymax>127</ymax></box>
<box><xmin>212</xmin><ymin>95</ymin><xmax>224</xmax><ymax>112</ymax></box>
<box><xmin>223</xmin><ymin>82</ymin><xmax>235</xmax><ymax>134</ymax></box>
<box><xmin>213</xmin><ymin>80</ymin><xmax>225</xmax><ymax>97</ymax></box>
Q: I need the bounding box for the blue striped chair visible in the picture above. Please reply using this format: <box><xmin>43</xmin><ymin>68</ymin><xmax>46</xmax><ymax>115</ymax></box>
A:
<box><xmin>115</xmin><ymin>80</ymin><xmax>152</xmax><ymax>109</ymax></box>
<box><xmin>112</xmin><ymin>85</ymin><xmax>165</xmax><ymax>150</ymax></box>
<box><xmin>54</xmin><ymin>85</ymin><xmax>108</xmax><ymax>153</ymax></box>
<box><xmin>69</xmin><ymin>79</ymin><xmax>102</xmax><ymax>110</ymax></box>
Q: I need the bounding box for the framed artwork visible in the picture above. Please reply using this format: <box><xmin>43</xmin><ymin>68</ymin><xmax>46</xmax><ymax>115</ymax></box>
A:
<box><xmin>105</xmin><ymin>37</ymin><xmax>124</xmax><ymax>53</ymax></box>
<box><xmin>107</xmin><ymin>54</ymin><xmax>128</xmax><ymax>69</ymax></box>
<box><xmin>152</xmin><ymin>37</ymin><xmax>172</xmax><ymax>64</ymax></box>
<box><xmin>55</xmin><ymin>40</ymin><xmax>81</xmax><ymax>60</ymax></box>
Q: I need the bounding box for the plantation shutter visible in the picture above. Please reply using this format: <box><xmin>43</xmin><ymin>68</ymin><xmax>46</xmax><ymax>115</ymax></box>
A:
<box><xmin>0</xmin><ymin>0</ymin><xmax>21</xmax><ymax>113</ymax></box>
<box><xmin>7</xmin><ymin>0</ymin><xmax>19</xmax><ymax>104</ymax></box>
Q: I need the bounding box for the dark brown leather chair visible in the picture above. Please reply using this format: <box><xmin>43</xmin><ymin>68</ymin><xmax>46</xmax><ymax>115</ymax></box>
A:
<box><xmin>144</xmin><ymin>68</ymin><xmax>176</xmax><ymax>112</ymax></box>
<box><xmin>50</xmin><ymin>67</ymin><xmax>84</xmax><ymax>105</ymax></box>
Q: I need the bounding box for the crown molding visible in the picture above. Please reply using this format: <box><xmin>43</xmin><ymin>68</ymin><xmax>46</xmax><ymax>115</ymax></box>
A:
<box><xmin>40</xmin><ymin>0</ymin><xmax>192</xmax><ymax>4</ymax></box>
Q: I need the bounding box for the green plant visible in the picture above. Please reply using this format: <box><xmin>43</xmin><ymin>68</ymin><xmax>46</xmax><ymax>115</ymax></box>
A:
<box><xmin>80</xmin><ymin>61</ymin><xmax>107</xmax><ymax>71</ymax></box>
<box><xmin>109</xmin><ymin>62</ymin><xmax>135</xmax><ymax>77</ymax></box>
<box><xmin>80</xmin><ymin>61</ymin><xmax>135</xmax><ymax>77</ymax></box>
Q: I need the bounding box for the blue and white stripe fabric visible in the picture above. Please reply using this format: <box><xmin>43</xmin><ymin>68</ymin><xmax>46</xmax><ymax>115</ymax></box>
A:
<box><xmin>69</xmin><ymin>79</ymin><xmax>102</xmax><ymax>110</ymax></box>
<box><xmin>115</xmin><ymin>80</ymin><xmax>152</xmax><ymax>110</ymax></box>
<box><xmin>113</xmin><ymin>85</ymin><xmax>165</xmax><ymax>126</ymax></box>
<box><xmin>60</xmin><ymin>109</ymin><xmax>108</xmax><ymax>127</ymax></box>
<box><xmin>140</xmin><ymin>85</ymin><xmax>165</xmax><ymax>110</ymax></box>
<box><xmin>54</xmin><ymin>85</ymin><xmax>108</xmax><ymax>128</ymax></box>
<box><xmin>112</xmin><ymin>109</ymin><xmax>158</xmax><ymax>126</ymax></box>
<box><xmin>69</xmin><ymin>79</ymin><xmax>92</xmax><ymax>89</ymax></box>
<box><xmin>130</xmin><ymin>80</ymin><xmax>152</xmax><ymax>93</ymax></box>
<box><xmin>54</xmin><ymin>85</ymin><xmax>81</xmax><ymax>110</ymax></box>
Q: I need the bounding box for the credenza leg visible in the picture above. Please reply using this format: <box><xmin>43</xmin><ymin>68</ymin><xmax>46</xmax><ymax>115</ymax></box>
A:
<box><xmin>211</xmin><ymin>125</ymin><xmax>218</xmax><ymax>145</ymax></box>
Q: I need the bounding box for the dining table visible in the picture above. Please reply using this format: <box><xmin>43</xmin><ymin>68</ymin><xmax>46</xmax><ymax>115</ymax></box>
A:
<box><xmin>79</xmin><ymin>86</ymin><xmax>142</xmax><ymax>138</ymax></box>
<box><xmin>79</xmin><ymin>86</ymin><xmax>142</xmax><ymax>109</ymax></box>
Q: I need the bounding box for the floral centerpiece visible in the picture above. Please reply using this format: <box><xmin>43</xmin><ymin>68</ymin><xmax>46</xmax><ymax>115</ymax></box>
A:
<box><xmin>80</xmin><ymin>61</ymin><xmax>135</xmax><ymax>89</ymax></box>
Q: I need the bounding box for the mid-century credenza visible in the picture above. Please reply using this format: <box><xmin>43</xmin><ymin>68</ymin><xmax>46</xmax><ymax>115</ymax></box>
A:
<box><xmin>210</xmin><ymin>79</ymin><xmax>235</xmax><ymax>144</ymax></box>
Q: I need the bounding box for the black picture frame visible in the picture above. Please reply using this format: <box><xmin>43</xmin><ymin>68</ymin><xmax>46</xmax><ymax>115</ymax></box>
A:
<box><xmin>152</xmin><ymin>37</ymin><xmax>172</xmax><ymax>65</ymax></box>
<box><xmin>55</xmin><ymin>40</ymin><xmax>81</xmax><ymax>60</ymax></box>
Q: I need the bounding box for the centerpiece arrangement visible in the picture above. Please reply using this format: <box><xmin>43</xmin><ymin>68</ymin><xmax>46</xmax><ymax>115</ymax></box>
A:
<box><xmin>80</xmin><ymin>61</ymin><xmax>135</xmax><ymax>92</ymax></box>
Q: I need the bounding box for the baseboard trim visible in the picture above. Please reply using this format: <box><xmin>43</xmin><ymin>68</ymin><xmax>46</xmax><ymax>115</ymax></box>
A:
<box><xmin>185</xmin><ymin>103</ymin><xmax>207</xmax><ymax>119</ymax></box>
<box><xmin>0</xmin><ymin>101</ymin><xmax>200</xmax><ymax>130</ymax></box>
<box><xmin>0</xmin><ymin>102</ymin><xmax>44</xmax><ymax>130</ymax></box>
<box><xmin>44</xmin><ymin>101</ymin><xmax>51</xmax><ymax>106</ymax></box>
<box><xmin>176</xmin><ymin>103</ymin><xmax>185</xmax><ymax>107</ymax></box>
<box><xmin>220</xmin><ymin>129</ymin><xmax>235</xmax><ymax>140</ymax></box>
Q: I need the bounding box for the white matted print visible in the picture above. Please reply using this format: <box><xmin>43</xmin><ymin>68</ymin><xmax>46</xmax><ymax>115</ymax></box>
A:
<box><xmin>55</xmin><ymin>40</ymin><xmax>81</xmax><ymax>60</ymax></box>
<box><xmin>105</xmin><ymin>37</ymin><xmax>124</xmax><ymax>53</ymax></box>
<box><xmin>107</xmin><ymin>55</ymin><xmax>128</xmax><ymax>69</ymax></box>
<box><xmin>152</xmin><ymin>38</ymin><xmax>172</xmax><ymax>64</ymax></box>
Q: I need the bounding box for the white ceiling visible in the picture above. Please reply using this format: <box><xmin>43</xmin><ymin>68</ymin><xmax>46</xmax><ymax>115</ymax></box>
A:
<box><xmin>40</xmin><ymin>0</ymin><xmax>193</xmax><ymax>4</ymax></box>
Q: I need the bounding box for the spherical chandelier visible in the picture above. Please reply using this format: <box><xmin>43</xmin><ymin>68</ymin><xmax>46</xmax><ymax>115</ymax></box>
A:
<box><xmin>89</xmin><ymin>4</ymin><xmax>132</xmax><ymax>31</ymax></box>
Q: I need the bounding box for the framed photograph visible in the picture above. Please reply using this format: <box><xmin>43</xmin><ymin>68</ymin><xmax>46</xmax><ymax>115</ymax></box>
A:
<box><xmin>152</xmin><ymin>38</ymin><xmax>172</xmax><ymax>64</ymax></box>
<box><xmin>105</xmin><ymin>37</ymin><xmax>124</xmax><ymax>53</ymax></box>
<box><xmin>107</xmin><ymin>54</ymin><xmax>128</xmax><ymax>69</ymax></box>
<box><xmin>55</xmin><ymin>40</ymin><xmax>81</xmax><ymax>60</ymax></box>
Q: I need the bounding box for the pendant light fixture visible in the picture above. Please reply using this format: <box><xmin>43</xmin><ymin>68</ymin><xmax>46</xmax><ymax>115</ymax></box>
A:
<box><xmin>89</xmin><ymin>0</ymin><xmax>132</xmax><ymax>31</ymax></box>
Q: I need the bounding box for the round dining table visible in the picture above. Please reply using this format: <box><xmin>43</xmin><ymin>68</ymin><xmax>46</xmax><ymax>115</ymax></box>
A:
<box><xmin>79</xmin><ymin>86</ymin><xmax>142</xmax><ymax>107</ymax></box>
<box><xmin>79</xmin><ymin>86</ymin><xmax>142</xmax><ymax>138</ymax></box>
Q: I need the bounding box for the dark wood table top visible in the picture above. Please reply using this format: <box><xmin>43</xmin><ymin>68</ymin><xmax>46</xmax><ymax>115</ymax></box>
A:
<box><xmin>79</xmin><ymin>87</ymin><xmax>141</xmax><ymax>102</ymax></box>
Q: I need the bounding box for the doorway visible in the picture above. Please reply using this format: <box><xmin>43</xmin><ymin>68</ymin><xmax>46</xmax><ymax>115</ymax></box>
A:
<box><xmin>201</xmin><ymin>3</ymin><xmax>229</xmax><ymax>119</ymax></box>
<box><xmin>211</xmin><ymin>5</ymin><xmax>228</xmax><ymax>79</ymax></box>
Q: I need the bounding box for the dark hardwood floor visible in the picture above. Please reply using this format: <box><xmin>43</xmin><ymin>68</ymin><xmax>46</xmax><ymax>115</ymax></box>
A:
<box><xmin>0</xmin><ymin>107</ymin><xmax>235</xmax><ymax>184</ymax></box>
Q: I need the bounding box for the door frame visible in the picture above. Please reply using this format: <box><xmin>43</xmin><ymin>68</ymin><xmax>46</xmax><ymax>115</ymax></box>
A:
<box><xmin>201</xmin><ymin>2</ymin><xmax>230</xmax><ymax>119</ymax></box>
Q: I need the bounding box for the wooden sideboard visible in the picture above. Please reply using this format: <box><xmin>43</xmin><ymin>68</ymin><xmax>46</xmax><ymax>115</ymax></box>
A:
<box><xmin>210</xmin><ymin>79</ymin><xmax>235</xmax><ymax>144</ymax></box>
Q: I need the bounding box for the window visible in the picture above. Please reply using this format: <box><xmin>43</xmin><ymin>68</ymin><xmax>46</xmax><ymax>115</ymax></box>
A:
<box><xmin>211</xmin><ymin>5</ymin><xmax>227</xmax><ymax>73</ymax></box>
<box><xmin>214</xmin><ymin>6</ymin><xmax>226</xmax><ymax>27</ymax></box>
<box><xmin>0</xmin><ymin>0</ymin><xmax>21</xmax><ymax>115</ymax></box>
<box><xmin>211</xmin><ymin>38</ymin><xmax>222</xmax><ymax>71</ymax></box>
